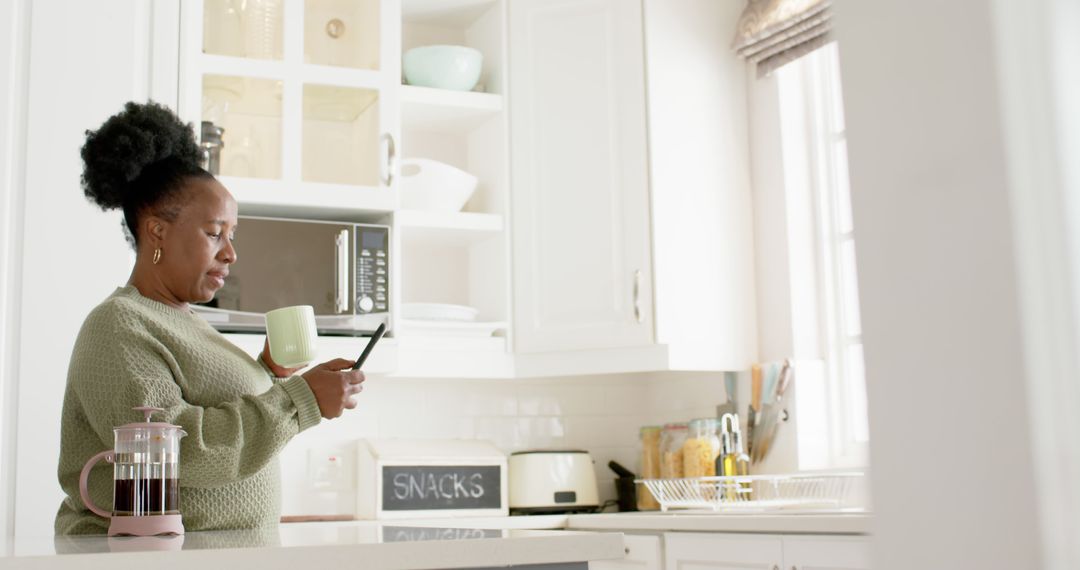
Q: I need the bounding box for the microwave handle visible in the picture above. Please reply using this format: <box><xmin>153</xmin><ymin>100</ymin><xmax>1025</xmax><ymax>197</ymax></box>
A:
<box><xmin>335</xmin><ymin>229</ymin><xmax>349</xmax><ymax>313</ymax></box>
<box><xmin>380</xmin><ymin>132</ymin><xmax>396</xmax><ymax>187</ymax></box>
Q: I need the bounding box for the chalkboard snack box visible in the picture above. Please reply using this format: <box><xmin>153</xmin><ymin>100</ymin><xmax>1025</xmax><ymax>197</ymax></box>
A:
<box><xmin>356</xmin><ymin>439</ymin><xmax>509</xmax><ymax>519</ymax></box>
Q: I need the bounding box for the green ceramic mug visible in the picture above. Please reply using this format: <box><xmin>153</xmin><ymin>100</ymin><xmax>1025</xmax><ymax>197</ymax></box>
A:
<box><xmin>265</xmin><ymin>305</ymin><xmax>318</xmax><ymax>368</ymax></box>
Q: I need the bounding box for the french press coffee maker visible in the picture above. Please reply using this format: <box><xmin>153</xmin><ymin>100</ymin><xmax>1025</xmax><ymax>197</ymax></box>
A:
<box><xmin>79</xmin><ymin>406</ymin><xmax>188</xmax><ymax>536</ymax></box>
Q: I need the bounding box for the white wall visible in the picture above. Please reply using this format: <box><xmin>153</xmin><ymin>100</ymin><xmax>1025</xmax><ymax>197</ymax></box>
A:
<box><xmin>0</xmin><ymin>0</ymin><xmax>31</xmax><ymax>548</ymax></box>
<box><xmin>990</xmin><ymin>0</ymin><xmax>1080</xmax><ymax>566</ymax></box>
<box><xmin>12</xmin><ymin>0</ymin><xmax>149</xmax><ymax>538</ymax></box>
<box><xmin>834</xmin><ymin>1</ymin><xmax>1042</xmax><ymax>568</ymax></box>
<box><xmin>275</xmin><ymin>371</ymin><xmax>727</xmax><ymax>517</ymax></box>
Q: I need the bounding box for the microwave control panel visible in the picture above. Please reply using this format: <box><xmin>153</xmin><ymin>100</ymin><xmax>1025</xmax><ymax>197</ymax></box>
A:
<box><xmin>355</xmin><ymin>225</ymin><xmax>390</xmax><ymax>314</ymax></box>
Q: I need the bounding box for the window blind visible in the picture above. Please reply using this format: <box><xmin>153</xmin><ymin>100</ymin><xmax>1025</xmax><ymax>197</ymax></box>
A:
<box><xmin>733</xmin><ymin>0</ymin><xmax>832</xmax><ymax>77</ymax></box>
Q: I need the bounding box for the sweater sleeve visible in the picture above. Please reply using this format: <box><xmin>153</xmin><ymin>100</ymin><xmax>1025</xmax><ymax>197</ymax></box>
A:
<box><xmin>71</xmin><ymin>312</ymin><xmax>322</xmax><ymax>489</ymax></box>
<box><xmin>255</xmin><ymin>354</ymin><xmax>285</xmax><ymax>384</ymax></box>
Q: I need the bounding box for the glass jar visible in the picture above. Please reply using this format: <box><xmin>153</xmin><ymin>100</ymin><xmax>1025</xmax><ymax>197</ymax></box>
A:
<box><xmin>682</xmin><ymin>418</ymin><xmax>721</xmax><ymax>477</ymax></box>
<box><xmin>659</xmin><ymin>422</ymin><xmax>688</xmax><ymax>478</ymax></box>
<box><xmin>637</xmin><ymin>426</ymin><xmax>662</xmax><ymax>510</ymax></box>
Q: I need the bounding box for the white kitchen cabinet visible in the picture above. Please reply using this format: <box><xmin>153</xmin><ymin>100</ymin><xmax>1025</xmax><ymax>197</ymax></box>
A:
<box><xmin>178</xmin><ymin>0</ymin><xmax>402</xmax><ymax>218</ymax></box>
<box><xmin>507</xmin><ymin>0</ymin><xmax>757</xmax><ymax>370</ymax></box>
<box><xmin>643</xmin><ymin>0</ymin><xmax>758</xmax><ymax>371</ymax></box>
<box><xmin>664</xmin><ymin>533</ymin><xmax>871</xmax><ymax>570</ymax></box>
<box><xmin>157</xmin><ymin>0</ymin><xmax>518</xmax><ymax>377</ymax></box>
<box><xmin>782</xmin><ymin>536</ymin><xmax>871</xmax><ymax>570</ymax></box>
<box><xmin>665</xmin><ymin>532</ymin><xmax>783</xmax><ymax>570</ymax></box>
<box><xmin>151</xmin><ymin>0</ymin><xmax>755</xmax><ymax>378</ymax></box>
<box><xmin>508</xmin><ymin>0</ymin><xmax>655</xmax><ymax>354</ymax></box>
<box><xmin>590</xmin><ymin>534</ymin><xmax>663</xmax><ymax>570</ymax></box>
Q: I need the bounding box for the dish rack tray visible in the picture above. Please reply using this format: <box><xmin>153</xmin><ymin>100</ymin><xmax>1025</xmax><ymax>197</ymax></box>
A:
<box><xmin>637</xmin><ymin>472</ymin><xmax>864</xmax><ymax>512</ymax></box>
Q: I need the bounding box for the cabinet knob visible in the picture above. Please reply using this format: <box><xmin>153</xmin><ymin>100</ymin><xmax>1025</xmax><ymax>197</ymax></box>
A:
<box><xmin>633</xmin><ymin>270</ymin><xmax>643</xmax><ymax>323</ymax></box>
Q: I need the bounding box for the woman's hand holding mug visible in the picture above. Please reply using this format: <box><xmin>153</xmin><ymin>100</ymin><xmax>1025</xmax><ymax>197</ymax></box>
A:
<box><xmin>264</xmin><ymin>305</ymin><xmax>365</xmax><ymax>418</ymax></box>
<box><xmin>260</xmin><ymin>337</ymin><xmax>304</xmax><ymax>377</ymax></box>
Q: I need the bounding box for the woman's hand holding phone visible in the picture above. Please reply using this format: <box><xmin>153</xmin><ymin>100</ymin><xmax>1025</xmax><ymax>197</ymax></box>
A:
<box><xmin>300</xmin><ymin>323</ymin><xmax>384</xmax><ymax>420</ymax></box>
<box><xmin>302</xmin><ymin>359</ymin><xmax>365</xmax><ymax>419</ymax></box>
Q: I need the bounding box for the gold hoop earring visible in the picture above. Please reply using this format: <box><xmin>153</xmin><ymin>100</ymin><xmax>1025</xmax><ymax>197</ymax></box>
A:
<box><xmin>152</xmin><ymin>248</ymin><xmax>162</xmax><ymax>265</ymax></box>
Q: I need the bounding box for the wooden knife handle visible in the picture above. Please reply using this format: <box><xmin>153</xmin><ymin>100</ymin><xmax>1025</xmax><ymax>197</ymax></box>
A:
<box><xmin>751</xmin><ymin>364</ymin><xmax>762</xmax><ymax>412</ymax></box>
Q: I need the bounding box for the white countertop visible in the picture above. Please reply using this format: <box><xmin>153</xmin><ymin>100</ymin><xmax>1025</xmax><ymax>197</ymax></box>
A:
<box><xmin>0</xmin><ymin>510</ymin><xmax>872</xmax><ymax>569</ymax></box>
<box><xmin>400</xmin><ymin>511</ymin><xmax>871</xmax><ymax>535</ymax></box>
<box><xmin>393</xmin><ymin>511</ymin><xmax>869</xmax><ymax>535</ymax></box>
<box><xmin>565</xmin><ymin>511</ymin><xmax>871</xmax><ymax>534</ymax></box>
<box><xmin>0</xmin><ymin>522</ymin><xmax>624</xmax><ymax>570</ymax></box>
<box><xmin>306</xmin><ymin>509</ymin><xmax>871</xmax><ymax>535</ymax></box>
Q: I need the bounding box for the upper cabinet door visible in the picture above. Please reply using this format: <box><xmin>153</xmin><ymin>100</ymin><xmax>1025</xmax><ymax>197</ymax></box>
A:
<box><xmin>179</xmin><ymin>0</ymin><xmax>401</xmax><ymax>217</ymax></box>
<box><xmin>509</xmin><ymin>0</ymin><xmax>654</xmax><ymax>353</ymax></box>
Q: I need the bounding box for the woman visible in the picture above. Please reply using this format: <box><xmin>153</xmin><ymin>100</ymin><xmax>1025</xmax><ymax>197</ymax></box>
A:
<box><xmin>54</xmin><ymin>101</ymin><xmax>364</xmax><ymax>535</ymax></box>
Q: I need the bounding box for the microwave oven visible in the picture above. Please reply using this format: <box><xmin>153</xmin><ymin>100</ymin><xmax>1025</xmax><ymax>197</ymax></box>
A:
<box><xmin>193</xmin><ymin>216</ymin><xmax>391</xmax><ymax>336</ymax></box>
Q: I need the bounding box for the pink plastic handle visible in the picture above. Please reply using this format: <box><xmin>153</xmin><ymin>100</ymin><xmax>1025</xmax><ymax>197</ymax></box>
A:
<box><xmin>79</xmin><ymin>450</ymin><xmax>114</xmax><ymax>519</ymax></box>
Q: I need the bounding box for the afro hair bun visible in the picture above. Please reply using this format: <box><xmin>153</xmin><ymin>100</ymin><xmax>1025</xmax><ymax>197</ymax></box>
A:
<box><xmin>80</xmin><ymin>101</ymin><xmax>204</xmax><ymax>211</ymax></box>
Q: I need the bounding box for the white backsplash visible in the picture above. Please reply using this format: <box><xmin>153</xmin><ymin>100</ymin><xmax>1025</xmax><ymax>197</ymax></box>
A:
<box><xmin>279</xmin><ymin>371</ymin><xmax>730</xmax><ymax>516</ymax></box>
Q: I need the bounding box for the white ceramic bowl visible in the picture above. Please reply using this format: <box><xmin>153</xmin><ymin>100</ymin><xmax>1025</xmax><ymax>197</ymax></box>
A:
<box><xmin>403</xmin><ymin>45</ymin><xmax>483</xmax><ymax>91</ymax></box>
<box><xmin>400</xmin><ymin>158</ymin><xmax>478</xmax><ymax>212</ymax></box>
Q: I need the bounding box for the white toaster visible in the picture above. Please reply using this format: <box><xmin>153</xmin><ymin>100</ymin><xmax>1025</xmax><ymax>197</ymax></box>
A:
<box><xmin>508</xmin><ymin>450</ymin><xmax>600</xmax><ymax>514</ymax></box>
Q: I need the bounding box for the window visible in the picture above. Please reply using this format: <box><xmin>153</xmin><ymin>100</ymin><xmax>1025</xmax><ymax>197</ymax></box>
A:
<box><xmin>776</xmin><ymin>43</ymin><xmax>868</xmax><ymax>466</ymax></box>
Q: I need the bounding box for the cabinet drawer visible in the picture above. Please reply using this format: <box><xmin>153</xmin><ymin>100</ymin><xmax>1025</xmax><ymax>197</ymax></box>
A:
<box><xmin>590</xmin><ymin>534</ymin><xmax>662</xmax><ymax>570</ymax></box>
<box><xmin>664</xmin><ymin>532</ymin><xmax>783</xmax><ymax>570</ymax></box>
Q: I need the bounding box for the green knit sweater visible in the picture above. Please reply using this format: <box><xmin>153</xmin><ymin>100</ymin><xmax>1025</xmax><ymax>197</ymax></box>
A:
<box><xmin>55</xmin><ymin>286</ymin><xmax>323</xmax><ymax>535</ymax></box>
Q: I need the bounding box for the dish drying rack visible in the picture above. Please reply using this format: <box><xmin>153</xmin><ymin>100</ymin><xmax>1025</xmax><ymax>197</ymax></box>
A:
<box><xmin>637</xmin><ymin>472</ymin><xmax>864</xmax><ymax>512</ymax></box>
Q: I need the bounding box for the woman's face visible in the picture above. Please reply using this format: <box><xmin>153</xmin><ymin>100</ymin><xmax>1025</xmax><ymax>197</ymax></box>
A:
<box><xmin>150</xmin><ymin>178</ymin><xmax>239</xmax><ymax>304</ymax></box>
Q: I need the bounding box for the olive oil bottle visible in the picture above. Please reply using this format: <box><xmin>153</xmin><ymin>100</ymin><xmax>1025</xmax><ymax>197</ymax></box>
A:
<box><xmin>716</xmin><ymin>413</ymin><xmax>751</xmax><ymax>502</ymax></box>
<box><xmin>731</xmin><ymin>424</ymin><xmax>751</xmax><ymax>497</ymax></box>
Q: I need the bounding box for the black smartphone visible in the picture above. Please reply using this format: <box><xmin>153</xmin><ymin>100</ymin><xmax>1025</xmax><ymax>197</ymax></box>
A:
<box><xmin>351</xmin><ymin>323</ymin><xmax>386</xmax><ymax>370</ymax></box>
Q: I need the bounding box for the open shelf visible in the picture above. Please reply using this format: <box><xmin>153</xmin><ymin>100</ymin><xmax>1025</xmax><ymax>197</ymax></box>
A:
<box><xmin>396</xmin><ymin>209</ymin><xmax>503</xmax><ymax>246</ymax></box>
<box><xmin>402</xmin><ymin>0</ymin><xmax>499</xmax><ymax>26</ymax></box>
<box><xmin>401</xmin><ymin>85</ymin><xmax>503</xmax><ymax>133</ymax></box>
<box><xmin>198</xmin><ymin>54</ymin><xmax>385</xmax><ymax>90</ymax></box>
<box><xmin>220</xmin><ymin>176</ymin><xmax>395</xmax><ymax>221</ymax></box>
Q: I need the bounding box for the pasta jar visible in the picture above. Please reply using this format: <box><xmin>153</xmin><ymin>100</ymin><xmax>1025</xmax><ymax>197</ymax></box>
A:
<box><xmin>682</xmin><ymin>418</ymin><xmax>721</xmax><ymax>477</ymax></box>
<box><xmin>659</xmin><ymin>422</ymin><xmax>688</xmax><ymax>478</ymax></box>
<box><xmin>637</xmin><ymin>426</ymin><xmax>662</xmax><ymax>510</ymax></box>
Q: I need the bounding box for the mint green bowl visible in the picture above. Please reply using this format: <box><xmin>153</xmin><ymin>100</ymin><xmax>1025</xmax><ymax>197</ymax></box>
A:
<box><xmin>403</xmin><ymin>45</ymin><xmax>483</xmax><ymax>91</ymax></box>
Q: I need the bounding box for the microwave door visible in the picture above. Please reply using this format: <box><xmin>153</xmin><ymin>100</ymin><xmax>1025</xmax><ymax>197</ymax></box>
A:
<box><xmin>213</xmin><ymin>218</ymin><xmax>352</xmax><ymax>316</ymax></box>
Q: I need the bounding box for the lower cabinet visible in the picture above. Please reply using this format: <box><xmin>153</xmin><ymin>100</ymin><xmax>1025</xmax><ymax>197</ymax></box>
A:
<box><xmin>781</xmin><ymin>535</ymin><xmax>872</xmax><ymax>570</ymax></box>
<box><xmin>594</xmin><ymin>532</ymin><xmax>871</xmax><ymax>570</ymax></box>
<box><xmin>664</xmin><ymin>533</ymin><xmax>782</xmax><ymax>570</ymax></box>
<box><xmin>590</xmin><ymin>535</ymin><xmax>663</xmax><ymax>570</ymax></box>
